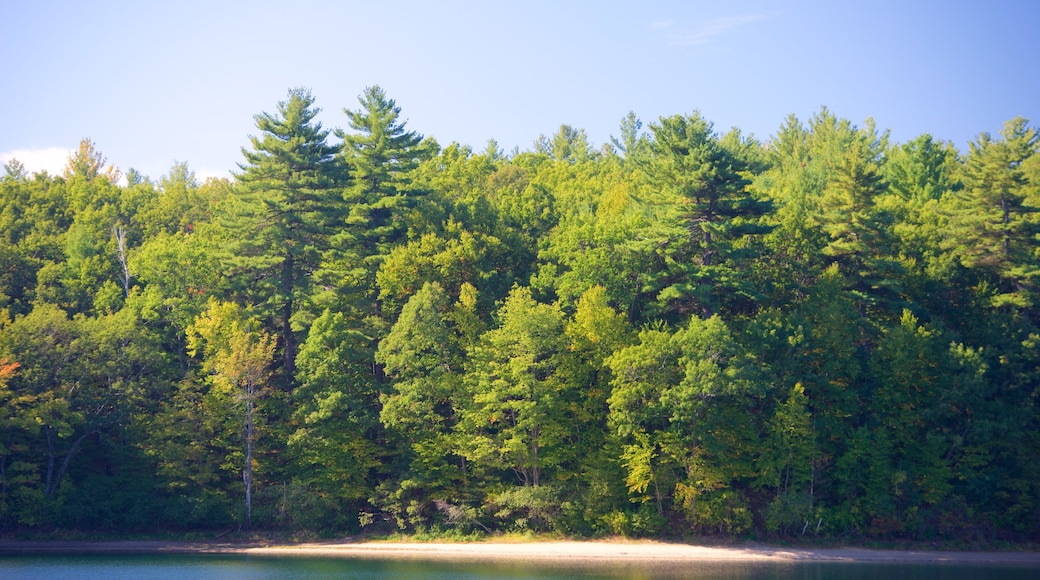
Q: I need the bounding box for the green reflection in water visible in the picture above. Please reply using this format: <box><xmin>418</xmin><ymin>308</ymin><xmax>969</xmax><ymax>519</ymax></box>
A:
<box><xmin>0</xmin><ymin>553</ymin><xmax>1037</xmax><ymax>579</ymax></box>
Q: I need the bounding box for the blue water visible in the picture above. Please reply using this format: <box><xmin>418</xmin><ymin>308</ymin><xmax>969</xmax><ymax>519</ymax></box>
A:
<box><xmin>0</xmin><ymin>553</ymin><xmax>1037</xmax><ymax>579</ymax></box>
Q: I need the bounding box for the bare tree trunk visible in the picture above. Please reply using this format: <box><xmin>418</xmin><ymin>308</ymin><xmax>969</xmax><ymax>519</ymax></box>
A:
<box><xmin>51</xmin><ymin>432</ymin><xmax>91</xmax><ymax>497</ymax></box>
<box><xmin>43</xmin><ymin>427</ymin><xmax>93</xmax><ymax>498</ymax></box>
<box><xmin>244</xmin><ymin>384</ymin><xmax>254</xmax><ymax>531</ymax></box>
<box><xmin>113</xmin><ymin>224</ymin><xmax>131</xmax><ymax>297</ymax></box>
<box><xmin>44</xmin><ymin>427</ymin><xmax>56</xmax><ymax>497</ymax></box>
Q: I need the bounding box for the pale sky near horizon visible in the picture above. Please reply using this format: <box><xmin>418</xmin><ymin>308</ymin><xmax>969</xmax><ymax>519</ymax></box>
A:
<box><xmin>2</xmin><ymin>0</ymin><xmax>1038</xmax><ymax>182</ymax></box>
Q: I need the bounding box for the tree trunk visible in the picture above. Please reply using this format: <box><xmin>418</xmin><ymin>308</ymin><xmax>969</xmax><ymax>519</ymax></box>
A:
<box><xmin>653</xmin><ymin>472</ymin><xmax>664</xmax><ymax>517</ymax></box>
<box><xmin>282</xmin><ymin>254</ymin><xmax>296</xmax><ymax>381</ymax></box>
<box><xmin>530</xmin><ymin>425</ymin><xmax>540</xmax><ymax>487</ymax></box>
<box><xmin>113</xmin><ymin>224</ymin><xmax>131</xmax><ymax>297</ymax></box>
<box><xmin>1001</xmin><ymin>193</ymin><xmax>1011</xmax><ymax>261</ymax></box>
<box><xmin>43</xmin><ymin>427</ymin><xmax>92</xmax><ymax>498</ymax></box>
<box><xmin>243</xmin><ymin>383</ymin><xmax>254</xmax><ymax>530</ymax></box>
<box><xmin>51</xmin><ymin>432</ymin><xmax>90</xmax><ymax>497</ymax></box>
<box><xmin>44</xmin><ymin>427</ymin><xmax>56</xmax><ymax>497</ymax></box>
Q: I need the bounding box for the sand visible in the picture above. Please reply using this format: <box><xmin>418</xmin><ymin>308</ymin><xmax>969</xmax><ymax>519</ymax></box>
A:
<box><xmin>2</xmin><ymin>538</ymin><xmax>1039</xmax><ymax>567</ymax></box>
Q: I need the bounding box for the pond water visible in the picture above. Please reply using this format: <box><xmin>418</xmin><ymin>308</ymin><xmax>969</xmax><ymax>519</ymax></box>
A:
<box><xmin>0</xmin><ymin>553</ymin><xmax>1037</xmax><ymax>579</ymax></box>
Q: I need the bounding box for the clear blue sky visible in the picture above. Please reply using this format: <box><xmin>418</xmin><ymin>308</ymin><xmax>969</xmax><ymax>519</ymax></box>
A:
<box><xmin>2</xmin><ymin>0</ymin><xmax>1037</xmax><ymax>182</ymax></box>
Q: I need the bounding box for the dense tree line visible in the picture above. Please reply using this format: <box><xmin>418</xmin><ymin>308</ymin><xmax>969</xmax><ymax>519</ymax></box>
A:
<box><xmin>1</xmin><ymin>87</ymin><xmax>1038</xmax><ymax>541</ymax></box>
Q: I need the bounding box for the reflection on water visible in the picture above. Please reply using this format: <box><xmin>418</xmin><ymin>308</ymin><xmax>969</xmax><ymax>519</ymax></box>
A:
<box><xmin>0</xmin><ymin>553</ymin><xmax>1037</xmax><ymax>579</ymax></box>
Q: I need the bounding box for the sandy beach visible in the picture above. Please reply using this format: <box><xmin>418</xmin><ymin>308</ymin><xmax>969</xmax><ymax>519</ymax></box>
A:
<box><xmin>2</xmin><ymin>538</ymin><xmax>1039</xmax><ymax>567</ymax></box>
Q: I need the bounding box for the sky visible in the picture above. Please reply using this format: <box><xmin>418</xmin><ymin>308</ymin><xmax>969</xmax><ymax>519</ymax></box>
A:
<box><xmin>2</xmin><ymin>0</ymin><xmax>1038</xmax><ymax>182</ymax></box>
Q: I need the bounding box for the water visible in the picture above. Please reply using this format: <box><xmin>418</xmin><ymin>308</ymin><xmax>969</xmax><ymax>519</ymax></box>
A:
<box><xmin>0</xmin><ymin>553</ymin><xmax>1037</xmax><ymax>580</ymax></box>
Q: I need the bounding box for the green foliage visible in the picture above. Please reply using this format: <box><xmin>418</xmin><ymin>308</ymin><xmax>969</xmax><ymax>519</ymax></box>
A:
<box><xmin>532</xmin><ymin>156</ymin><xmax>645</xmax><ymax>312</ymax></box>
<box><xmin>290</xmin><ymin>309</ymin><xmax>381</xmax><ymax>507</ymax></box>
<box><xmin>943</xmin><ymin>117</ymin><xmax>1039</xmax><ymax>310</ymax></box>
<box><xmin>488</xmin><ymin>485</ymin><xmax>562</xmax><ymax>532</ymax></box>
<box><xmin>376</xmin><ymin>225</ymin><xmax>514</xmax><ymax>319</ymax></box>
<box><xmin>633</xmin><ymin>112</ymin><xmax>772</xmax><ymax>318</ymax></box>
<box><xmin>375</xmin><ymin>282</ymin><xmax>470</xmax><ymax>503</ymax></box>
<box><xmin>677</xmin><ymin>487</ymin><xmax>753</xmax><ymax>536</ymax></box>
<box><xmin>228</xmin><ymin>87</ymin><xmax>341</xmax><ymax>379</ymax></box>
<box><xmin>0</xmin><ymin>93</ymin><xmax>1037</xmax><ymax>542</ymax></box>
<box><xmin>606</xmin><ymin>315</ymin><xmax>765</xmax><ymax>530</ymax></box>
<box><xmin>758</xmin><ymin>383</ymin><xmax>815</xmax><ymax>535</ymax></box>
<box><xmin>459</xmin><ymin>286</ymin><xmax>569</xmax><ymax>488</ymax></box>
<box><xmin>135</xmin><ymin>162</ymin><xmax>224</xmax><ymax>238</ymax></box>
<box><xmin>338</xmin><ymin>85</ymin><xmax>436</xmax><ymax>259</ymax></box>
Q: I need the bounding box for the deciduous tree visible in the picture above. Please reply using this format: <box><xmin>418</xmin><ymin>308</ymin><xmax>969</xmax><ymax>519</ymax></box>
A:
<box><xmin>187</xmin><ymin>300</ymin><xmax>274</xmax><ymax>530</ymax></box>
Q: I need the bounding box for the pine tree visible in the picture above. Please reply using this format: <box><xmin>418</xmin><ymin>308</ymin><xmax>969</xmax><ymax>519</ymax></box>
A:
<box><xmin>313</xmin><ymin>86</ymin><xmax>435</xmax><ymax>345</ymax></box>
<box><xmin>230</xmin><ymin>87</ymin><xmax>341</xmax><ymax>379</ymax></box>
<box><xmin>634</xmin><ymin>112</ymin><xmax>772</xmax><ymax>318</ymax></box>
<box><xmin>816</xmin><ymin>119</ymin><xmax>904</xmax><ymax>311</ymax></box>
<box><xmin>338</xmin><ymin>85</ymin><xmax>434</xmax><ymax>263</ymax></box>
<box><xmin>943</xmin><ymin>117</ymin><xmax>1039</xmax><ymax>312</ymax></box>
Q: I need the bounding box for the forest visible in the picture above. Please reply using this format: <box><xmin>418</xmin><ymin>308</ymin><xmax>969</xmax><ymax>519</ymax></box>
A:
<box><xmin>0</xmin><ymin>86</ymin><xmax>1038</xmax><ymax>542</ymax></box>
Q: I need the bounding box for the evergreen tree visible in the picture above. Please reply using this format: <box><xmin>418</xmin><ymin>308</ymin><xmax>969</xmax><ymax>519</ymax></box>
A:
<box><xmin>610</xmin><ymin>111</ymin><xmax>647</xmax><ymax>161</ymax></box>
<box><xmin>535</xmin><ymin>124</ymin><xmax>592</xmax><ymax>163</ymax></box>
<box><xmin>338</xmin><ymin>85</ymin><xmax>434</xmax><ymax>263</ymax></box>
<box><xmin>633</xmin><ymin>112</ymin><xmax>772</xmax><ymax>319</ymax></box>
<box><xmin>816</xmin><ymin>118</ymin><xmax>904</xmax><ymax>313</ymax></box>
<box><xmin>877</xmin><ymin>134</ymin><xmax>961</xmax><ymax>312</ymax></box>
<box><xmin>230</xmin><ymin>87</ymin><xmax>341</xmax><ymax>379</ymax></box>
<box><xmin>311</xmin><ymin>87</ymin><xmax>435</xmax><ymax>382</ymax></box>
<box><xmin>750</xmin><ymin>113</ymin><xmax>831</xmax><ymax>307</ymax></box>
<box><xmin>943</xmin><ymin>117</ymin><xmax>1039</xmax><ymax>313</ymax></box>
<box><xmin>883</xmin><ymin>134</ymin><xmax>959</xmax><ymax>204</ymax></box>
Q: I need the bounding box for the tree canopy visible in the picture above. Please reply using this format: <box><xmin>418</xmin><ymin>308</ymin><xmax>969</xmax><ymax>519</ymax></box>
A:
<box><xmin>1</xmin><ymin>89</ymin><xmax>1038</xmax><ymax>543</ymax></box>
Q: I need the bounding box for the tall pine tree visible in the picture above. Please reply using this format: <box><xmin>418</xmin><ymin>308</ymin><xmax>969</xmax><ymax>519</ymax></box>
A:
<box><xmin>230</xmin><ymin>88</ymin><xmax>341</xmax><ymax>380</ymax></box>
<box><xmin>338</xmin><ymin>85</ymin><xmax>434</xmax><ymax>263</ymax></box>
<box><xmin>943</xmin><ymin>117</ymin><xmax>1039</xmax><ymax>313</ymax></box>
<box><xmin>634</xmin><ymin>113</ymin><xmax>772</xmax><ymax>319</ymax></box>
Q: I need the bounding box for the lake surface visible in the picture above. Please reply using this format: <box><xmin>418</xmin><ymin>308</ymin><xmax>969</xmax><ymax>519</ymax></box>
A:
<box><xmin>1</xmin><ymin>553</ymin><xmax>1038</xmax><ymax>579</ymax></box>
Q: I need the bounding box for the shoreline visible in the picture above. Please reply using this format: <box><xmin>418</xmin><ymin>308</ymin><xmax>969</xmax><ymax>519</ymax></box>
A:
<box><xmin>2</xmin><ymin>539</ymin><xmax>1040</xmax><ymax>566</ymax></box>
